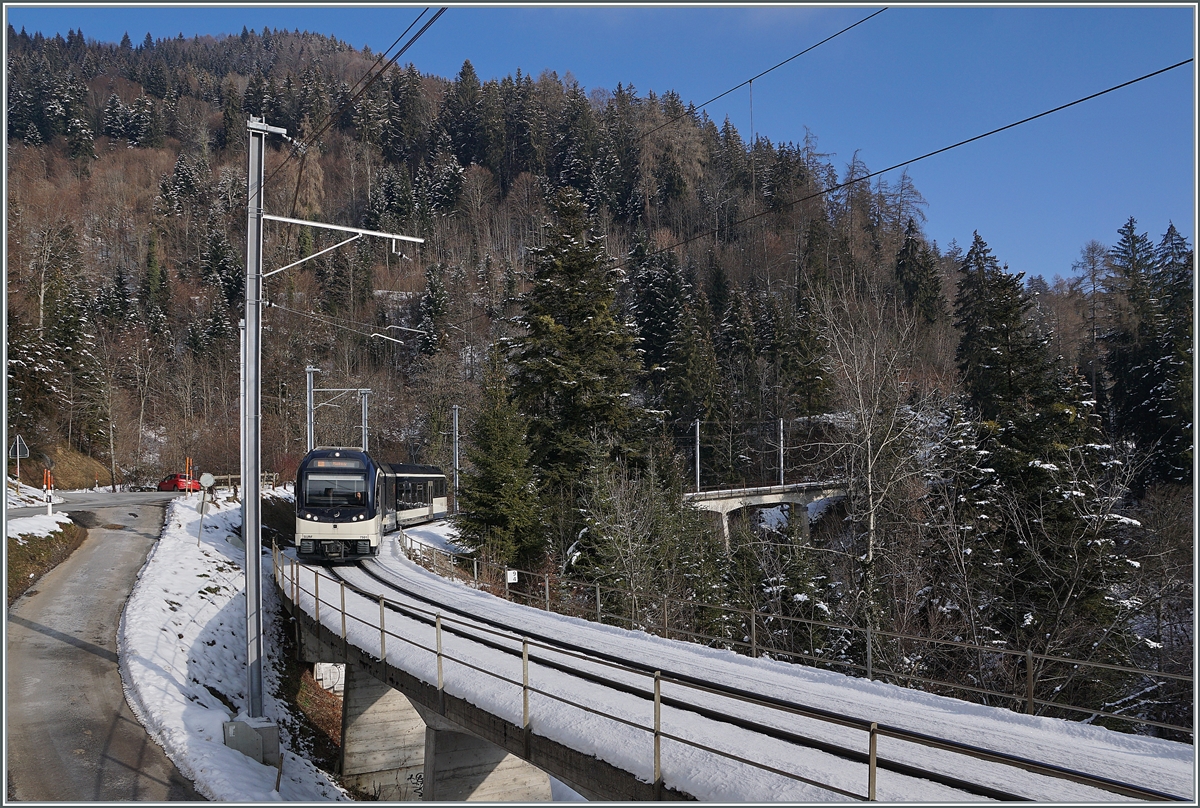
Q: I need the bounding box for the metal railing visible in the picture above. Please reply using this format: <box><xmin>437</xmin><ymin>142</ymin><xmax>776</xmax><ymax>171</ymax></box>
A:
<box><xmin>209</xmin><ymin>472</ymin><xmax>280</xmax><ymax>491</ymax></box>
<box><xmin>395</xmin><ymin>532</ymin><xmax>1193</xmax><ymax>738</ymax></box>
<box><xmin>270</xmin><ymin>546</ymin><xmax>1186</xmax><ymax>802</ymax></box>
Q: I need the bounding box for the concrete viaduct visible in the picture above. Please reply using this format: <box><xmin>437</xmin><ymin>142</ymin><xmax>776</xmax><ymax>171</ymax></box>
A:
<box><xmin>282</xmin><ymin>482</ymin><xmax>843</xmax><ymax>801</ymax></box>
<box><xmin>283</xmin><ymin>579</ymin><xmax>692</xmax><ymax>802</ymax></box>
<box><xmin>683</xmin><ymin>481</ymin><xmax>847</xmax><ymax>549</ymax></box>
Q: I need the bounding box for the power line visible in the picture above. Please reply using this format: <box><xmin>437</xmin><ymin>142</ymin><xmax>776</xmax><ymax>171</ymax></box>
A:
<box><xmin>632</xmin><ymin>57</ymin><xmax>1194</xmax><ymax>265</ymax></box>
<box><xmin>640</xmin><ymin>8</ymin><xmax>887</xmax><ymax>142</ymax></box>
<box><xmin>279</xmin><ymin>8</ymin><xmax>432</xmax><ymax>226</ymax></box>
<box><xmin>264</xmin><ymin>8</ymin><xmax>447</xmax><ymax>194</ymax></box>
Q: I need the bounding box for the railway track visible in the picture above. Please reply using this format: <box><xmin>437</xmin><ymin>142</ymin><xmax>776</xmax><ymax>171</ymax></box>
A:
<box><xmin>298</xmin><ymin>551</ymin><xmax>1185</xmax><ymax>803</ymax></box>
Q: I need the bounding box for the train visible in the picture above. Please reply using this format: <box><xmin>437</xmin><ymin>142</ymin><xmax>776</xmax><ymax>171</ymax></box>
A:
<box><xmin>294</xmin><ymin>447</ymin><xmax>448</xmax><ymax>562</ymax></box>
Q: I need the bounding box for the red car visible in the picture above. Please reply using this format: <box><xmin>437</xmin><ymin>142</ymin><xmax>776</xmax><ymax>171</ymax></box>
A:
<box><xmin>157</xmin><ymin>474</ymin><xmax>201</xmax><ymax>492</ymax></box>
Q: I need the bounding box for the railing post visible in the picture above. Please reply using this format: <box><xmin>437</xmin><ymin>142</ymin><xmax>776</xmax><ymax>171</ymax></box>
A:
<box><xmin>505</xmin><ymin>569</ymin><xmax>510</xmax><ymax>601</ymax></box>
<box><xmin>340</xmin><ymin>580</ymin><xmax>346</xmax><ymax>640</ymax></box>
<box><xmin>750</xmin><ymin>610</ymin><xmax>757</xmax><ymax>658</ymax></box>
<box><xmin>523</xmin><ymin>637</ymin><xmax>531</xmax><ymax>758</ymax></box>
<box><xmin>544</xmin><ymin>575</ymin><xmax>550</xmax><ymax>611</ymax></box>
<box><xmin>1026</xmin><ymin>649</ymin><xmax>1036</xmax><ymax>714</ymax></box>
<box><xmin>436</xmin><ymin>614</ymin><xmax>445</xmax><ymax>712</ymax></box>
<box><xmin>378</xmin><ymin>594</ymin><xmax>386</xmax><ymax>661</ymax></box>
<box><xmin>868</xmin><ymin>722</ymin><xmax>878</xmax><ymax>800</ymax></box>
<box><xmin>314</xmin><ymin>571</ymin><xmax>320</xmax><ymax>625</ymax></box>
<box><xmin>662</xmin><ymin>595</ymin><xmax>669</xmax><ymax>640</ymax></box>
<box><xmin>654</xmin><ymin>671</ymin><xmax>663</xmax><ymax>799</ymax></box>
<box><xmin>473</xmin><ymin>557</ymin><xmax>478</xmax><ymax>584</ymax></box>
<box><xmin>596</xmin><ymin>583</ymin><xmax>601</xmax><ymax>623</ymax></box>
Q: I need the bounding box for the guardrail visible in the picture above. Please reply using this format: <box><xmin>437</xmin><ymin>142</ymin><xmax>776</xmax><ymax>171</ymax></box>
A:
<box><xmin>208</xmin><ymin>473</ymin><xmax>280</xmax><ymax>491</ymax></box>
<box><xmin>271</xmin><ymin>546</ymin><xmax>1186</xmax><ymax>802</ymax></box>
<box><xmin>395</xmin><ymin>531</ymin><xmax>1193</xmax><ymax>738</ymax></box>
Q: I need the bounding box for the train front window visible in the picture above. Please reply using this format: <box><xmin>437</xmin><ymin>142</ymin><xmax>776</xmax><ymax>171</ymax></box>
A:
<box><xmin>304</xmin><ymin>473</ymin><xmax>367</xmax><ymax>508</ymax></box>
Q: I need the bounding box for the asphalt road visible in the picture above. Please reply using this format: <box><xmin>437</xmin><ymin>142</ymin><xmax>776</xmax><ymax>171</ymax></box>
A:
<box><xmin>5</xmin><ymin>493</ymin><xmax>204</xmax><ymax>801</ymax></box>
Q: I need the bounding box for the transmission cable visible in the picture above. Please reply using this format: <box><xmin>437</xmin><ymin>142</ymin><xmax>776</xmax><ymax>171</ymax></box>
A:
<box><xmin>640</xmin><ymin>7</ymin><xmax>887</xmax><ymax>141</ymax></box>
<box><xmin>277</xmin><ymin>7</ymin><xmax>431</xmax><ymax>232</ymax></box>
<box><xmin>264</xmin><ymin>8</ymin><xmax>447</xmax><ymax>198</ymax></box>
<box><xmin>629</xmin><ymin>57</ymin><xmax>1194</xmax><ymax>266</ymax></box>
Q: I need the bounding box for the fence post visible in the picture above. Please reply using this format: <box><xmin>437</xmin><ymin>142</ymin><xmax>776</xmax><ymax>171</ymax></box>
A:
<box><xmin>662</xmin><ymin>596</ymin><xmax>669</xmax><ymax>640</ymax></box>
<box><xmin>505</xmin><ymin>569</ymin><xmax>510</xmax><ymax>600</ymax></box>
<box><xmin>1025</xmin><ymin>649</ymin><xmax>1036</xmax><ymax>714</ymax></box>
<box><xmin>436</xmin><ymin>614</ymin><xmax>445</xmax><ymax>712</ymax></box>
<box><xmin>868</xmin><ymin>722</ymin><xmax>878</xmax><ymax>800</ymax></box>
<box><xmin>473</xmin><ymin>557</ymin><xmax>478</xmax><ymax>584</ymax></box>
<box><xmin>544</xmin><ymin>575</ymin><xmax>550</xmax><ymax>611</ymax></box>
<box><xmin>523</xmin><ymin>637</ymin><xmax>531</xmax><ymax>758</ymax></box>
<box><xmin>750</xmin><ymin>610</ymin><xmax>757</xmax><ymax>657</ymax></box>
<box><xmin>340</xmin><ymin>580</ymin><xmax>346</xmax><ymax>640</ymax></box>
<box><xmin>314</xmin><ymin>572</ymin><xmax>320</xmax><ymax>625</ymax></box>
<box><xmin>596</xmin><ymin>583</ymin><xmax>601</xmax><ymax>623</ymax></box>
<box><xmin>654</xmin><ymin>671</ymin><xmax>663</xmax><ymax>799</ymax></box>
<box><xmin>378</xmin><ymin>595</ymin><xmax>386</xmax><ymax>661</ymax></box>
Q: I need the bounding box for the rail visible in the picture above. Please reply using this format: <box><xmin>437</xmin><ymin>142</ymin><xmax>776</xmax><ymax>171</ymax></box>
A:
<box><xmin>395</xmin><ymin>530</ymin><xmax>1192</xmax><ymax>737</ymax></box>
<box><xmin>270</xmin><ymin>546</ymin><xmax>1187</xmax><ymax>802</ymax></box>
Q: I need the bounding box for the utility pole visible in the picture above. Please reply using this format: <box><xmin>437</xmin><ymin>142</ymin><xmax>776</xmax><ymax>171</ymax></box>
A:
<box><xmin>238</xmin><ymin>116</ymin><xmax>421</xmax><ymax>731</ymax></box>
<box><xmin>779</xmin><ymin>418</ymin><xmax>785</xmax><ymax>487</ymax></box>
<box><xmin>306</xmin><ymin>366</ymin><xmax>319</xmax><ymax>452</ymax></box>
<box><xmin>241</xmin><ymin>117</ymin><xmax>282</xmax><ymax>721</ymax></box>
<box><xmin>360</xmin><ymin>389</ymin><xmax>371</xmax><ymax>452</ymax></box>
<box><xmin>452</xmin><ymin>404</ymin><xmax>460</xmax><ymax>512</ymax></box>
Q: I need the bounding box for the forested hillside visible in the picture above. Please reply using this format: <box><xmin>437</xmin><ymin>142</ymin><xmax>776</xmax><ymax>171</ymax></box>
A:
<box><xmin>5</xmin><ymin>24</ymin><xmax>1192</xmax><ymax>735</ymax></box>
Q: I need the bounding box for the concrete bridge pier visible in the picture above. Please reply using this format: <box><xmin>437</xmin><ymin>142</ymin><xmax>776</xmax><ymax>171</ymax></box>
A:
<box><xmin>339</xmin><ymin>663</ymin><xmax>427</xmax><ymax>800</ymax></box>
<box><xmin>413</xmin><ymin>702</ymin><xmax>552</xmax><ymax>801</ymax></box>
<box><xmin>336</xmin><ymin>660</ymin><xmax>551</xmax><ymax>801</ymax></box>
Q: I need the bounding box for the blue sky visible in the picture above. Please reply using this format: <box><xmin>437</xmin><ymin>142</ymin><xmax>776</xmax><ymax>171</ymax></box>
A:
<box><xmin>5</xmin><ymin>4</ymin><xmax>1196</xmax><ymax>281</ymax></box>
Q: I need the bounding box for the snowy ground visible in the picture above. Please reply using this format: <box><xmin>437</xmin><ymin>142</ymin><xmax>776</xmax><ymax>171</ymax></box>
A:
<box><xmin>13</xmin><ymin>487</ymin><xmax>1194</xmax><ymax>801</ymax></box>
<box><xmin>4</xmin><ymin>477</ymin><xmax>69</xmax><ymax>507</ymax></box>
<box><xmin>6</xmin><ymin>509</ymin><xmax>75</xmax><ymax>541</ymax></box>
<box><xmin>118</xmin><ymin>490</ymin><xmax>353</xmax><ymax>801</ymax></box>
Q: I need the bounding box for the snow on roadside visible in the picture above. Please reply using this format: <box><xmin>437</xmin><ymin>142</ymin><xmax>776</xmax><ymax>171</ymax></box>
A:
<box><xmin>118</xmin><ymin>492</ymin><xmax>348</xmax><ymax>801</ymax></box>
<box><xmin>5</xmin><ymin>476</ymin><xmax>68</xmax><ymax>506</ymax></box>
<box><xmin>6</xmin><ymin>510</ymin><xmax>74</xmax><ymax>542</ymax></box>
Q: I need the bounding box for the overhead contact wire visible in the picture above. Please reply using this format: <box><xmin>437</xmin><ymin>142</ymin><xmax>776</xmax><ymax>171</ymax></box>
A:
<box><xmin>634</xmin><ymin>57</ymin><xmax>1195</xmax><ymax>264</ymax></box>
<box><xmin>641</xmin><ymin>7</ymin><xmax>887</xmax><ymax>141</ymax></box>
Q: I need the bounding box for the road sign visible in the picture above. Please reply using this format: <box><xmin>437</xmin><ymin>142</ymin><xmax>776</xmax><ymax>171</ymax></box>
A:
<box><xmin>199</xmin><ymin>472</ymin><xmax>215</xmax><ymax>489</ymax></box>
<box><xmin>9</xmin><ymin>435</ymin><xmax>29</xmax><ymax>482</ymax></box>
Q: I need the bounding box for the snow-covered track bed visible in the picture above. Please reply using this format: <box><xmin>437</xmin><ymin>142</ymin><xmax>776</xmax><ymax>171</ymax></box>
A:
<box><xmin>273</xmin><ymin>539</ymin><xmax>1190</xmax><ymax>802</ymax></box>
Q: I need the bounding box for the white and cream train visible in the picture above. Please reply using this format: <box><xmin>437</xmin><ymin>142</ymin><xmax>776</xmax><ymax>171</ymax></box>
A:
<box><xmin>295</xmin><ymin>447</ymin><xmax>448</xmax><ymax>562</ymax></box>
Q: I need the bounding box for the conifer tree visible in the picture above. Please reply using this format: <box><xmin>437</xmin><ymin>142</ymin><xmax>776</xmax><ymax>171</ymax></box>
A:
<box><xmin>453</xmin><ymin>349</ymin><xmax>542</xmax><ymax>567</ymax></box>
<box><xmin>141</xmin><ymin>230</ymin><xmax>169</xmax><ymax>335</ymax></box>
<box><xmin>894</xmin><ymin>218</ymin><xmax>944</xmax><ymax>323</ymax></box>
<box><xmin>953</xmin><ymin>232</ymin><xmax>1049</xmax><ymax>426</ymax></box>
<box><xmin>1103</xmin><ymin>217</ymin><xmax>1180</xmax><ymax>487</ymax></box>
<box><xmin>1150</xmin><ymin>223</ymin><xmax>1193</xmax><ymax>483</ymax></box>
<box><xmin>509</xmin><ymin>187</ymin><xmax>640</xmax><ymax>491</ymax></box>
<box><xmin>441</xmin><ymin>60</ymin><xmax>483</xmax><ymax>168</ymax></box>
